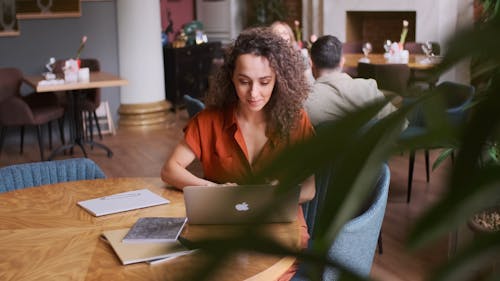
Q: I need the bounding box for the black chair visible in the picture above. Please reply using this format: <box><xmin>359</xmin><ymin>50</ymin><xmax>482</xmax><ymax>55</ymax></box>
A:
<box><xmin>357</xmin><ymin>62</ymin><xmax>411</xmax><ymax>94</ymax></box>
<box><xmin>357</xmin><ymin>62</ymin><xmax>411</xmax><ymax>108</ymax></box>
<box><xmin>183</xmin><ymin>94</ymin><xmax>205</xmax><ymax>118</ymax></box>
<box><xmin>401</xmin><ymin>81</ymin><xmax>475</xmax><ymax>203</ymax></box>
<box><xmin>0</xmin><ymin>68</ymin><xmax>65</xmax><ymax>161</ymax></box>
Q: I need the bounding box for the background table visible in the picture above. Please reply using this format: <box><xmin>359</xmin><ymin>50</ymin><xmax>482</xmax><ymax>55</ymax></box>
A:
<box><xmin>343</xmin><ymin>53</ymin><xmax>437</xmax><ymax>70</ymax></box>
<box><xmin>0</xmin><ymin>177</ymin><xmax>299</xmax><ymax>281</ymax></box>
<box><xmin>23</xmin><ymin>72</ymin><xmax>127</xmax><ymax>159</ymax></box>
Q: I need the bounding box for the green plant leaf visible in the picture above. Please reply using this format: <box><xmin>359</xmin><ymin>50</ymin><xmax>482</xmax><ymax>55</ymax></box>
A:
<box><xmin>432</xmin><ymin>148</ymin><xmax>456</xmax><ymax>171</ymax></box>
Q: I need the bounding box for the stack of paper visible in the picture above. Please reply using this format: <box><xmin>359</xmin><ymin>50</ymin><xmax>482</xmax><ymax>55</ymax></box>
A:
<box><xmin>102</xmin><ymin>225</ymin><xmax>194</xmax><ymax>265</ymax></box>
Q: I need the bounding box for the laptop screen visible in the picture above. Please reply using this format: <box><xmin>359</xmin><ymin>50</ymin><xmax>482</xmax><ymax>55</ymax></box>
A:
<box><xmin>183</xmin><ymin>184</ymin><xmax>300</xmax><ymax>224</ymax></box>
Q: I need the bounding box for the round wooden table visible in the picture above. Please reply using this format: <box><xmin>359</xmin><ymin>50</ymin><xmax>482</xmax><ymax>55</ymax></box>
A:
<box><xmin>0</xmin><ymin>177</ymin><xmax>299</xmax><ymax>281</ymax></box>
<box><xmin>343</xmin><ymin>53</ymin><xmax>437</xmax><ymax>70</ymax></box>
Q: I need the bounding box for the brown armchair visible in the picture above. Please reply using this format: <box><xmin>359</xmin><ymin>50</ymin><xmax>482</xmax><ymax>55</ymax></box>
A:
<box><xmin>0</xmin><ymin>68</ymin><xmax>65</xmax><ymax>160</ymax></box>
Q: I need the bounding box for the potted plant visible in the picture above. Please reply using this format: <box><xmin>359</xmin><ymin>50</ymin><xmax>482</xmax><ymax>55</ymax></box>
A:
<box><xmin>246</xmin><ymin>0</ymin><xmax>288</xmax><ymax>27</ymax></box>
<box><xmin>468</xmin><ymin>206</ymin><xmax>500</xmax><ymax>233</ymax></box>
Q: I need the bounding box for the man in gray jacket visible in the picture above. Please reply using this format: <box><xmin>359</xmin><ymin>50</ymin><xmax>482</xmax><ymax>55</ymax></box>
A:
<box><xmin>304</xmin><ymin>35</ymin><xmax>399</xmax><ymax>126</ymax></box>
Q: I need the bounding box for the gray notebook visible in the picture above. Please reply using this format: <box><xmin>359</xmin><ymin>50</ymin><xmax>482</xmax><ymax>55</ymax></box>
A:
<box><xmin>122</xmin><ymin>217</ymin><xmax>187</xmax><ymax>243</ymax></box>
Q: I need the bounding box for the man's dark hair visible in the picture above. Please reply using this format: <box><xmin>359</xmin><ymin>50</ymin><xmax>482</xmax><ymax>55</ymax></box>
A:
<box><xmin>310</xmin><ymin>35</ymin><xmax>343</xmax><ymax>69</ymax></box>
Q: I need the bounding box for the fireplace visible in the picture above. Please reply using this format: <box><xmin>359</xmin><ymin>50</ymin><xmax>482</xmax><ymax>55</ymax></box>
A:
<box><xmin>346</xmin><ymin>11</ymin><xmax>416</xmax><ymax>53</ymax></box>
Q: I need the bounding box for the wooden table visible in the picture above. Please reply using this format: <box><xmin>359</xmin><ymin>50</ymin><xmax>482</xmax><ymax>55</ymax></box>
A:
<box><xmin>23</xmin><ymin>72</ymin><xmax>128</xmax><ymax>93</ymax></box>
<box><xmin>23</xmin><ymin>72</ymin><xmax>127</xmax><ymax>160</ymax></box>
<box><xmin>343</xmin><ymin>53</ymin><xmax>437</xmax><ymax>70</ymax></box>
<box><xmin>0</xmin><ymin>178</ymin><xmax>299</xmax><ymax>281</ymax></box>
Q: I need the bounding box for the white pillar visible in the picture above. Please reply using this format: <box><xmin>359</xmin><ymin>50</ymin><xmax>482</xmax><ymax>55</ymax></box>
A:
<box><xmin>116</xmin><ymin>0</ymin><xmax>173</xmax><ymax>127</ymax></box>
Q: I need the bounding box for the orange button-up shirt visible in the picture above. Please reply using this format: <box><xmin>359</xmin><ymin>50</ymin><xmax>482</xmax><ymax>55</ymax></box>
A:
<box><xmin>184</xmin><ymin>105</ymin><xmax>314</xmax><ymax>184</ymax></box>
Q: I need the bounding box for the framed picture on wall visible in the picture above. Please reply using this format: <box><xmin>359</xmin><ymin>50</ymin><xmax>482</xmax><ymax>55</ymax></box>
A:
<box><xmin>16</xmin><ymin>0</ymin><xmax>80</xmax><ymax>19</ymax></box>
<box><xmin>0</xmin><ymin>0</ymin><xmax>19</xmax><ymax>36</ymax></box>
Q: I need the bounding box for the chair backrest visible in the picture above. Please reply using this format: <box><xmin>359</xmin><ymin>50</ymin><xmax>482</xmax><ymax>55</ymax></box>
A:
<box><xmin>324</xmin><ymin>164</ymin><xmax>390</xmax><ymax>280</ymax></box>
<box><xmin>436</xmin><ymin>81</ymin><xmax>475</xmax><ymax>127</ymax></box>
<box><xmin>342</xmin><ymin>42</ymin><xmax>363</xmax><ymax>54</ymax></box>
<box><xmin>404</xmin><ymin>41</ymin><xmax>441</xmax><ymax>56</ymax></box>
<box><xmin>54</xmin><ymin>58</ymin><xmax>101</xmax><ymax>109</ymax></box>
<box><xmin>0</xmin><ymin>68</ymin><xmax>37</xmax><ymax>125</ymax></box>
<box><xmin>183</xmin><ymin>94</ymin><xmax>205</xmax><ymax>118</ymax></box>
<box><xmin>299</xmin><ymin>163</ymin><xmax>390</xmax><ymax>281</ymax></box>
<box><xmin>404</xmin><ymin>81</ymin><xmax>475</xmax><ymax>129</ymax></box>
<box><xmin>357</xmin><ymin>62</ymin><xmax>411</xmax><ymax>94</ymax></box>
<box><xmin>0</xmin><ymin>158</ymin><xmax>106</xmax><ymax>193</ymax></box>
<box><xmin>0</xmin><ymin>67</ymin><xmax>22</xmax><ymax>104</ymax></box>
<box><xmin>80</xmin><ymin>58</ymin><xmax>101</xmax><ymax>108</ymax></box>
<box><xmin>404</xmin><ymin>42</ymin><xmax>424</xmax><ymax>55</ymax></box>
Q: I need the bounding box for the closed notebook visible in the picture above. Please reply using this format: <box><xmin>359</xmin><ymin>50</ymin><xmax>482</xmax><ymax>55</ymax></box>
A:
<box><xmin>122</xmin><ymin>217</ymin><xmax>187</xmax><ymax>243</ymax></box>
<box><xmin>78</xmin><ymin>189</ymin><xmax>170</xmax><ymax>217</ymax></box>
<box><xmin>101</xmin><ymin>228</ymin><xmax>192</xmax><ymax>265</ymax></box>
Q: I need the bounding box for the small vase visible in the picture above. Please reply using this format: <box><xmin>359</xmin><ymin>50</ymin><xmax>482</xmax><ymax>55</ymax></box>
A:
<box><xmin>64</xmin><ymin>59</ymin><xmax>79</xmax><ymax>83</ymax></box>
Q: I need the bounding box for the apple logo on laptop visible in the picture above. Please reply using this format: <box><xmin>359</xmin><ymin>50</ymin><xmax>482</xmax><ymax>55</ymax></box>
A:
<box><xmin>235</xmin><ymin>202</ymin><xmax>249</xmax><ymax>211</ymax></box>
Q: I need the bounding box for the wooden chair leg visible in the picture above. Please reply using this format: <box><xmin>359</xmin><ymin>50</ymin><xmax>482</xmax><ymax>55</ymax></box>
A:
<box><xmin>407</xmin><ymin>150</ymin><xmax>416</xmax><ymax>203</ymax></box>
<box><xmin>93</xmin><ymin>110</ymin><xmax>103</xmax><ymax>140</ymax></box>
<box><xmin>20</xmin><ymin>126</ymin><xmax>25</xmax><ymax>154</ymax></box>
<box><xmin>35</xmin><ymin>125</ymin><xmax>45</xmax><ymax>161</ymax></box>
<box><xmin>425</xmin><ymin>149</ymin><xmax>430</xmax><ymax>182</ymax></box>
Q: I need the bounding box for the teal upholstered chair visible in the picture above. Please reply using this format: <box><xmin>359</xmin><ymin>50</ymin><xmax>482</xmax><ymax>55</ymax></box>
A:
<box><xmin>402</xmin><ymin>81</ymin><xmax>475</xmax><ymax>203</ymax></box>
<box><xmin>183</xmin><ymin>94</ymin><xmax>205</xmax><ymax>118</ymax></box>
<box><xmin>0</xmin><ymin>158</ymin><xmax>105</xmax><ymax>193</ymax></box>
<box><xmin>294</xmin><ymin>164</ymin><xmax>390</xmax><ymax>280</ymax></box>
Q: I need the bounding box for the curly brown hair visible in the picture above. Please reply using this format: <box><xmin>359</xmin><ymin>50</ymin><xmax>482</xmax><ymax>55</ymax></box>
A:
<box><xmin>205</xmin><ymin>27</ymin><xmax>310</xmax><ymax>139</ymax></box>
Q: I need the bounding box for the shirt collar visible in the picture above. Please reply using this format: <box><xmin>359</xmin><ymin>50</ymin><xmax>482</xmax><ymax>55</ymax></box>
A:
<box><xmin>222</xmin><ymin>103</ymin><xmax>279</xmax><ymax>147</ymax></box>
<box><xmin>222</xmin><ymin>103</ymin><xmax>238</xmax><ymax>132</ymax></box>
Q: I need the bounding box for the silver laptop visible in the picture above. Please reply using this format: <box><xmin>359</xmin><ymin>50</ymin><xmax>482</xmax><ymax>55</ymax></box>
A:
<box><xmin>183</xmin><ymin>184</ymin><xmax>300</xmax><ymax>224</ymax></box>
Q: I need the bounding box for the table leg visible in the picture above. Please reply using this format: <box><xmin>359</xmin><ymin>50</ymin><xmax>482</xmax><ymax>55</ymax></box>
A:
<box><xmin>48</xmin><ymin>90</ymin><xmax>112</xmax><ymax>160</ymax></box>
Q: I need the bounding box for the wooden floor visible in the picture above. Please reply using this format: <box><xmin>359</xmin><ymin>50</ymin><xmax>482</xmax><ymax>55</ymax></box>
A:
<box><xmin>0</xmin><ymin>110</ymin><xmax>452</xmax><ymax>281</ymax></box>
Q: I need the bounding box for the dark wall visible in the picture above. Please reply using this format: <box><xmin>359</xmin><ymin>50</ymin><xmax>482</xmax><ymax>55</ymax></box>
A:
<box><xmin>0</xmin><ymin>1</ymin><xmax>120</xmax><ymax>123</ymax></box>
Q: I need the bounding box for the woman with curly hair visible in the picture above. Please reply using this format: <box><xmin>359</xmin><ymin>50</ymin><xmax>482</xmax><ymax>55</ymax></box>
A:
<box><xmin>161</xmin><ymin>27</ymin><xmax>315</xmax><ymax>279</ymax></box>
